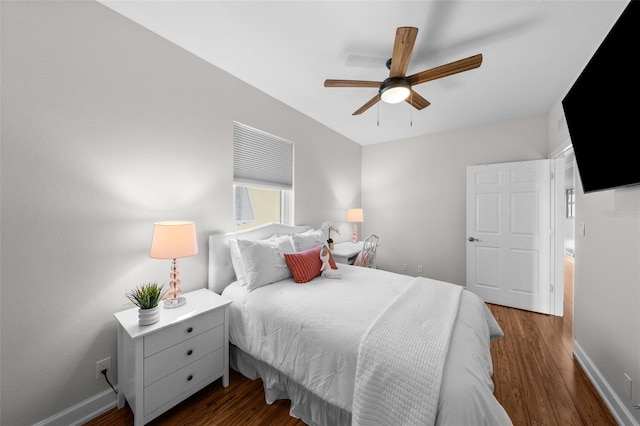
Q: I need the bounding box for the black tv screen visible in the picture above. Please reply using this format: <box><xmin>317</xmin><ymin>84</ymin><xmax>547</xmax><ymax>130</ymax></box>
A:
<box><xmin>562</xmin><ymin>0</ymin><xmax>639</xmax><ymax>194</ymax></box>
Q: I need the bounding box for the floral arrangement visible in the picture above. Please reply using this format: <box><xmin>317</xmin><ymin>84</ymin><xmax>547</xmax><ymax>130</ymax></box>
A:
<box><xmin>321</xmin><ymin>222</ymin><xmax>340</xmax><ymax>246</ymax></box>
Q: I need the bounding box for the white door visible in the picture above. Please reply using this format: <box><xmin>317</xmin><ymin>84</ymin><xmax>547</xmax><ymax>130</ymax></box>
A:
<box><xmin>466</xmin><ymin>160</ymin><xmax>551</xmax><ymax>314</ymax></box>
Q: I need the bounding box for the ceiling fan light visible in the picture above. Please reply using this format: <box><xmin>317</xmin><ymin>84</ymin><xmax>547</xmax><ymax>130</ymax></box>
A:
<box><xmin>380</xmin><ymin>78</ymin><xmax>411</xmax><ymax>104</ymax></box>
<box><xmin>381</xmin><ymin>86</ymin><xmax>410</xmax><ymax>103</ymax></box>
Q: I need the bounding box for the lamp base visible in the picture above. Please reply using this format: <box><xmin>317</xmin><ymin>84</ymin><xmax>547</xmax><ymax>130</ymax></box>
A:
<box><xmin>163</xmin><ymin>296</ymin><xmax>186</xmax><ymax>309</ymax></box>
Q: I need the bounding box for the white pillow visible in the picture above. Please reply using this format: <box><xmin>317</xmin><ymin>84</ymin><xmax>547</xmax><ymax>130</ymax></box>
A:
<box><xmin>228</xmin><ymin>239</ymin><xmax>247</xmax><ymax>285</ymax></box>
<box><xmin>237</xmin><ymin>236</ymin><xmax>296</xmax><ymax>291</ymax></box>
<box><xmin>292</xmin><ymin>229</ymin><xmax>324</xmax><ymax>252</ymax></box>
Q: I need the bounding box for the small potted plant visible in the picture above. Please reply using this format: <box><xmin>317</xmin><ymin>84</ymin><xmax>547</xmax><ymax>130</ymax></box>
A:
<box><xmin>125</xmin><ymin>281</ymin><xmax>167</xmax><ymax>325</ymax></box>
<box><xmin>321</xmin><ymin>222</ymin><xmax>340</xmax><ymax>250</ymax></box>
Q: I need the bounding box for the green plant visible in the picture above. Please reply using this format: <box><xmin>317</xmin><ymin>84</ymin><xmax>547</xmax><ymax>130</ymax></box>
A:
<box><xmin>125</xmin><ymin>282</ymin><xmax>167</xmax><ymax>309</ymax></box>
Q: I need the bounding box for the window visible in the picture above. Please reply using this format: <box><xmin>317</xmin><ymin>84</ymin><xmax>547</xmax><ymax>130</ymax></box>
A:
<box><xmin>565</xmin><ymin>188</ymin><xmax>575</xmax><ymax>218</ymax></box>
<box><xmin>233</xmin><ymin>122</ymin><xmax>293</xmax><ymax>231</ymax></box>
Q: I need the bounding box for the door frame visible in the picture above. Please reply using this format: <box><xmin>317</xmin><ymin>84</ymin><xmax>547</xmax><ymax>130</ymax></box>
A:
<box><xmin>549</xmin><ymin>138</ymin><xmax>574</xmax><ymax>317</ymax></box>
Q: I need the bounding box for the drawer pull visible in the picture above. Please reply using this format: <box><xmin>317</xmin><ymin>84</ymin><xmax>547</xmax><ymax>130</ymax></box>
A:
<box><xmin>187</xmin><ymin>327</ymin><xmax>193</xmax><ymax>333</ymax></box>
<box><xmin>187</xmin><ymin>374</ymin><xmax>193</xmax><ymax>381</ymax></box>
<box><xmin>187</xmin><ymin>349</ymin><xmax>193</xmax><ymax>356</ymax></box>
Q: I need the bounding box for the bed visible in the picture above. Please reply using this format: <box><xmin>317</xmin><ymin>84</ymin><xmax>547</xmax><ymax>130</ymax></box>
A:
<box><xmin>208</xmin><ymin>223</ymin><xmax>512</xmax><ymax>426</ymax></box>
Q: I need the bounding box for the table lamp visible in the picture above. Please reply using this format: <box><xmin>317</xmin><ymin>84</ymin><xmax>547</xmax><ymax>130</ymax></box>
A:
<box><xmin>346</xmin><ymin>208</ymin><xmax>364</xmax><ymax>243</ymax></box>
<box><xmin>149</xmin><ymin>221</ymin><xmax>198</xmax><ymax>308</ymax></box>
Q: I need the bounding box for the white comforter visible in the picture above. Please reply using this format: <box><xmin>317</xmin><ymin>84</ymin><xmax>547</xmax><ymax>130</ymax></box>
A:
<box><xmin>222</xmin><ymin>264</ymin><xmax>511</xmax><ymax>425</ymax></box>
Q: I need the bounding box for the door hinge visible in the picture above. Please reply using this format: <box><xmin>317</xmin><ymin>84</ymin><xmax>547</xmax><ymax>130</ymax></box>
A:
<box><xmin>550</xmin><ymin>172</ymin><xmax>555</xmax><ymax>180</ymax></box>
<box><xmin>550</xmin><ymin>284</ymin><xmax>554</xmax><ymax>293</ymax></box>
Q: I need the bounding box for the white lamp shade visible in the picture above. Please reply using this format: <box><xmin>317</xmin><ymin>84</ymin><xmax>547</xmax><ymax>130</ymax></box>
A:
<box><xmin>149</xmin><ymin>221</ymin><xmax>198</xmax><ymax>259</ymax></box>
<box><xmin>346</xmin><ymin>208</ymin><xmax>364</xmax><ymax>223</ymax></box>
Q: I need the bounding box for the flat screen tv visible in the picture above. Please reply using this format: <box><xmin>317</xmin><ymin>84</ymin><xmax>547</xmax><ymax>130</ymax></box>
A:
<box><xmin>561</xmin><ymin>0</ymin><xmax>638</xmax><ymax>194</ymax></box>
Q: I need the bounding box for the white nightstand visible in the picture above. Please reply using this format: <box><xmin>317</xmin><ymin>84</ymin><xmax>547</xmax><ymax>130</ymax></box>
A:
<box><xmin>332</xmin><ymin>241</ymin><xmax>364</xmax><ymax>265</ymax></box>
<box><xmin>114</xmin><ymin>288</ymin><xmax>231</xmax><ymax>426</ymax></box>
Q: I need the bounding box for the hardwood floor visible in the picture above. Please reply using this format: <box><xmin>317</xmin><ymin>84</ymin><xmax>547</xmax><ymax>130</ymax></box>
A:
<box><xmin>487</xmin><ymin>255</ymin><xmax>615</xmax><ymax>426</ymax></box>
<box><xmin>86</xmin><ymin>259</ymin><xmax>617</xmax><ymax>425</ymax></box>
<box><xmin>84</xmin><ymin>368</ymin><xmax>304</xmax><ymax>426</ymax></box>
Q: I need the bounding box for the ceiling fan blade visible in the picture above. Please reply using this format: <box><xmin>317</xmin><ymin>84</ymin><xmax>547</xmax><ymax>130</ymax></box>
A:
<box><xmin>389</xmin><ymin>27</ymin><xmax>419</xmax><ymax>78</ymax></box>
<box><xmin>324</xmin><ymin>79</ymin><xmax>381</xmax><ymax>88</ymax></box>
<box><xmin>407</xmin><ymin>53</ymin><xmax>483</xmax><ymax>86</ymax></box>
<box><xmin>406</xmin><ymin>90</ymin><xmax>431</xmax><ymax>110</ymax></box>
<box><xmin>353</xmin><ymin>94</ymin><xmax>381</xmax><ymax>115</ymax></box>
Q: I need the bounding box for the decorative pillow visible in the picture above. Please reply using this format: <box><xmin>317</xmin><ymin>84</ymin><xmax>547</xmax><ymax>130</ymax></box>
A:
<box><xmin>292</xmin><ymin>229</ymin><xmax>325</xmax><ymax>252</ymax></box>
<box><xmin>354</xmin><ymin>251</ymin><xmax>370</xmax><ymax>268</ymax></box>
<box><xmin>284</xmin><ymin>245</ymin><xmax>339</xmax><ymax>283</ymax></box>
<box><xmin>265</xmin><ymin>233</ymin><xmax>294</xmax><ymax>246</ymax></box>
<box><xmin>229</xmin><ymin>239</ymin><xmax>247</xmax><ymax>285</ymax></box>
<box><xmin>236</xmin><ymin>236</ymin><xmax>296</xmax><ymax>291</ymax></box>
<box><xmin>284</xmin><ymin>245</ymin><xmax>323</xmax><ymax>283</ymax></box>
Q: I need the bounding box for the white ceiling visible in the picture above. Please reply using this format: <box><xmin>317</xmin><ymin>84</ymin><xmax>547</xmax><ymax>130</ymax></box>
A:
<box><xmin>98</xmin><ymin>0</ymin><xmax>628</xmax><ymax>145</ymax></box>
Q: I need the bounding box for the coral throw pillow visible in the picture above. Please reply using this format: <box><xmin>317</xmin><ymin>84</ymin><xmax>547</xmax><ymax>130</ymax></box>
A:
<box><xmin>284</xmin><ymin>245</ymin><xmax>338</xmax><ymax>283</ymax></box>
<box><xmin>285</xmin><ymin>246</ymin><xmax>322</xmax><ymax>283</ymax></box>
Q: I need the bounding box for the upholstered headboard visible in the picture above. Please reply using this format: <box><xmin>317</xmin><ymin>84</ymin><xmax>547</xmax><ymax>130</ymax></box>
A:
<box><xmin>208</xmin><ymin>222</ymin><xmax>312</xmax><ymax>294</ymax></box>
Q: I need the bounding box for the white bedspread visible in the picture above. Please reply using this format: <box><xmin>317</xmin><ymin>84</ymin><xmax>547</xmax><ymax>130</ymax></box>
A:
<box><xmin>221</xmin><ymin>264</ymin><xmax>512</xmax><ymax>425</ymax></box>
<box><xmin>352</xmin><ymin>277</ymin><xmax>462</xmax><ymax>426</ymax></box>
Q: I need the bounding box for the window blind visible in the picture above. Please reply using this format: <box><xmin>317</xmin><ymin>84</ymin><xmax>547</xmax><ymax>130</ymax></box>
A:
<box><xmin>233</xmin><ymin>122</ymin><xmax>293</xmax><ymax>189</ymax></box>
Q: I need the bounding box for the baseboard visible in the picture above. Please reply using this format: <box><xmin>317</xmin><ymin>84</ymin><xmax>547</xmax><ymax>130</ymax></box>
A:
<box><xmin>574</xmin><ymin>341</ymin><xmax>639</xmax><ymax>426</ymax></box>
<box><xmin>32</xmin><ymin>387</ymin><xmax>118</xmax><ymax>426</ymax></box>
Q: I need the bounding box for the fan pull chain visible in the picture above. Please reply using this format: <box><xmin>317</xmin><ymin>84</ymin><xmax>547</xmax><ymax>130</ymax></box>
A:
<box><xmin>377</xmin><ymin>101</ymin><xmax>380</xmax><ymax>126</ymax></box>
<box><xmin>410</xmin><ymin>91</ymin><xmax>413</xmax><ymax>127</ymax></box>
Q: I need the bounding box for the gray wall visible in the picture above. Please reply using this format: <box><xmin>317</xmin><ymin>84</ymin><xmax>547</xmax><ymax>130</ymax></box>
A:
<box><xmin>361</xmin><ymin>114</ymin><xmax>549</xmax><ymax>283</ymax></box>
<box><xmin>548</xmin><ymin>99</ymin><xmax>640</xmax><ymax>423</ymax></box>
<box><xmin>0</xmin><ymin>2</ymin><xmax>360</xmax><ymax>425</ymax></box>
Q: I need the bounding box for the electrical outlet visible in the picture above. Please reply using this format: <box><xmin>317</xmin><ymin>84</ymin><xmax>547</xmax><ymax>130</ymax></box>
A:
<box><xmin>417</xmin><ymin>265</ymin><xmax>423</xmax><ymax>274</ymax></box>
<box><xmin>96</xmin><ymin>357</ymin><xmax>111</xmax><ymax>380</ymax></box>
<box><xmin>402</xmin><ymin>263</ymin><xmax>408</xmax><ymax>271</ymax></box>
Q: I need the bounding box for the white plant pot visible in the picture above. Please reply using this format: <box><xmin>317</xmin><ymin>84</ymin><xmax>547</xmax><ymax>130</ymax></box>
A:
<box><xmin>138</xmin><ymin>305</ymin><xmax>161</xmax><ymax>326</ymax></box>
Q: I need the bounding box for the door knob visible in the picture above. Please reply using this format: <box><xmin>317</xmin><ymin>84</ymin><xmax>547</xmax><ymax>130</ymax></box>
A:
<box><xmin>468</xmin><ymin>237</ymin><xmax>479</xmax><ymax>242</ymax></box>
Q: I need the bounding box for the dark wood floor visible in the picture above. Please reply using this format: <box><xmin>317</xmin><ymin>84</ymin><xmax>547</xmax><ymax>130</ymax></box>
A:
<box><xmin>488</xmin><ymin>257</ymin><xmax>615</xmax><ymax>425</ymax></box>
<box><xmin>86</xmin><ymin>257</ymin><xmax>617</xmax><ymax>425</ymax></box>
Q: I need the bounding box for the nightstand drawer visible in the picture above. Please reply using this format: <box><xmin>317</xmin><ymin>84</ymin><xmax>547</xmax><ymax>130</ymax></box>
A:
<box><xmin>144</xmin><ymin>325</ymin><xmax>224</xmax><ymax>386</ymax></box>
<box><xmin>144</xmin><ymin>348</ymin><xmax>224</xmax><ymax>416</ymax></box>
<box><xmin>144</xmin><ymin>309</ymin><xmax>224</xmax><ymax>357</ymax></box>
